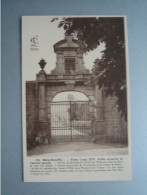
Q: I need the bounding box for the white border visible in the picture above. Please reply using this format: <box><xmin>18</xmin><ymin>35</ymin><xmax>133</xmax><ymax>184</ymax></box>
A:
<box><xmin>22</xmin><ymin>15</ymin><xmax>131</xmax><ymax>182</ymax></box>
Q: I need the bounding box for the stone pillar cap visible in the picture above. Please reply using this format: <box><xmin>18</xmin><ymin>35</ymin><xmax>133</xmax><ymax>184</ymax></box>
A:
<box><xmin>65</xmin><ymin>35</ymin><xmax>73</xmax><ymax>43</ymax></box>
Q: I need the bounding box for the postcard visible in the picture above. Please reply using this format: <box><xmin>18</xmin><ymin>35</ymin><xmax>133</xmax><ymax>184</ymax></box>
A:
<box><xmin>22</xmin><ymin>16</ymin><xmax>131</xmax><ymax>182</ymax></box>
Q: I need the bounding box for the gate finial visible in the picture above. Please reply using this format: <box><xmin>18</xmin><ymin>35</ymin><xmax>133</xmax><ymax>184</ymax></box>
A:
<box><xmin>39</xmin><ymin>58</ymin><xmax>47</xmax><ymax>70</ymax></box>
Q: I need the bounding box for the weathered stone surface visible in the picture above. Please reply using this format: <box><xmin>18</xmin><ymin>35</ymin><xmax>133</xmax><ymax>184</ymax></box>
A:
<box><xmin>26</xmin><ymin>82</ymin><xmax>39</xmax><ymax>149</ymax></box>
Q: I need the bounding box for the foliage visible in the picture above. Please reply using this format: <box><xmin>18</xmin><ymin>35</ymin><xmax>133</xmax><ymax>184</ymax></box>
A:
<box><xmin>52</xmin><ymin>17</ymin><xmax>127</xmax><ymax>120</ymax></box>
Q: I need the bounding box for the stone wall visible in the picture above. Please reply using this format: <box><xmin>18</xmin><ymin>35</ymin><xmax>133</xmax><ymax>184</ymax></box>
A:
<box><xmin>92</xmin><ymin>86</ymin><xmax>128</xmax><ymax>144</ymax></box>
<box><xmin>103</xmin><ymin>95</ymin><xmax>128</xmax><ymax>143</ymax></box>
<box><xmin>26</xmin><ymin>81</ymin><xmax>39</xmax><ymax>148</ymax></box>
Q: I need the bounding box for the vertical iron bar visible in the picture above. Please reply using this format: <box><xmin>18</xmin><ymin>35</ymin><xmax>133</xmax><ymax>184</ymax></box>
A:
<box><xmin>70</xmin><ymin>101</ymin><xmax>72</xmax><ymax>141</ymax></box>
<box><xmin>50</xmin><ymin>101</ymin><xmax>91</xmax><ymax>142</ymax></box>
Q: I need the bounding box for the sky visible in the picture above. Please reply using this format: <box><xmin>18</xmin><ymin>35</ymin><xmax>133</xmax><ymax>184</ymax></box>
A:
<box><xmin>22</xmin><ymin>16</ymin><xmax>105</xmax><ymax>81</ymax></box>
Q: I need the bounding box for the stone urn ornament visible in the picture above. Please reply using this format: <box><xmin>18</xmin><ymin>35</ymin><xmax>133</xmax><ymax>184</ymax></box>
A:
<box><xmin>39</xmin><ymin>58</ymin><xmax>47</xmax><ymax>70</ymax></box>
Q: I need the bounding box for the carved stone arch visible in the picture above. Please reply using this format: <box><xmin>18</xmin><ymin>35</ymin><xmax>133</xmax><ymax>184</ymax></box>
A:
<box><xmin>51</xmin><ymin>90</ymin><xmax>90</xmax><ymax>102</ymax></box>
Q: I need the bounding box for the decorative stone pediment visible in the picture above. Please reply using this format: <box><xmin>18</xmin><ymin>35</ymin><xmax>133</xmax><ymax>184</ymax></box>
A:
<box><xmin>51</xmin><ymin>35</ymin><xmax>90</xmax><ymax>75</ymax></box>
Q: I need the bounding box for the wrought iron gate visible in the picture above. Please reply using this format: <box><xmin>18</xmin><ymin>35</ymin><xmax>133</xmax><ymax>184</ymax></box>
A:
<box><xmin>51</xmin><ymin>101</ymin><xmax>91</xmax><ymax>142</ymax></box>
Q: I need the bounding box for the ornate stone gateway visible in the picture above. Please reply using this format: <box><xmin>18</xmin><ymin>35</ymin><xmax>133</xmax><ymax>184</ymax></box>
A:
<box><xmin>35</xmin><ymin>35</ymin><xmax>96</xmax><ymax>143</ymax></box>
<box><xmin>51</xmin><ymin>101</ymin><xmax>91</xmax><ymax>142</ymax></box>
<box><xmin>26</xmin><ymin>35</ymin><xmax>128</xmax><ymax>147</ymax></box>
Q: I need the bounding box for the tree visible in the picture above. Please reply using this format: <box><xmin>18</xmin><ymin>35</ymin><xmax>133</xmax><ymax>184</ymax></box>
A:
<box><xmin>52</xmin><ymin>17</ymin><xmax>127</xmax><ymax>120</ymax></box>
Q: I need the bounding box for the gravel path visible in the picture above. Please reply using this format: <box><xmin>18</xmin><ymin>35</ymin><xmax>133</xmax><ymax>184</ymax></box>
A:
<box><xmin>28</xmin><ymin>142</ymin><xmax>128</xmax><ymax>157</ymax></box>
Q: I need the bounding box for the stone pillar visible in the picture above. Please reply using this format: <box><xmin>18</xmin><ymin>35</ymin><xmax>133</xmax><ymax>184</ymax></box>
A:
<box><xmin>39</xmin><ymin>83</ymin><xmax>46</xmax><ymax>121</ymax></box>
<box><xmin>95</xmin><ymin>84</ymin><xmax>103</xmax><ymax>120</ymax></box>
<box><xmin>57</xmin><ymin>52</ymin><xmax>63</xmax><ymax>74</ymax></box>
<box><xmin>92</xmin><ymin>84</ymin><xmax>105</xmax><ymax>142</ymax></box>
<box><xmin>77</xmin><ymin>53</ymin><xmax>83</xmax><ymax>72</ymax></box>
<box><xmin>37</xmin><ymin>70</ymin><xmax>46</xmax><ymax>122</ymax></box>
<box><xmin>37</xmin><ymin>69</ymin><xmax>51</xmax><ymax>143</ymax></box>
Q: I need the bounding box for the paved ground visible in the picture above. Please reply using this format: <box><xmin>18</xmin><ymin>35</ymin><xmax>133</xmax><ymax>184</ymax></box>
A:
<box><xmin>27</xmin><ymin>141</ymin><xmax>128</xmax><ymax>157</ymax></box>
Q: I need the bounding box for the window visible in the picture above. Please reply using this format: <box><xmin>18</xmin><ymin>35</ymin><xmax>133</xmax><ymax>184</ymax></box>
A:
<box><xmin>65</xmin><ymin>58</ymin><xmax>75</xmax><ymax>74</ymax></box>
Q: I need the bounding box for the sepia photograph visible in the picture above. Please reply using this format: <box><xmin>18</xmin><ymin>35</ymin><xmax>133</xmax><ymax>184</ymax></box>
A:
<box><xmin>22</xmin><ymin>16</ymin><xmax>130</xmax><ymax>157</ymax></box>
